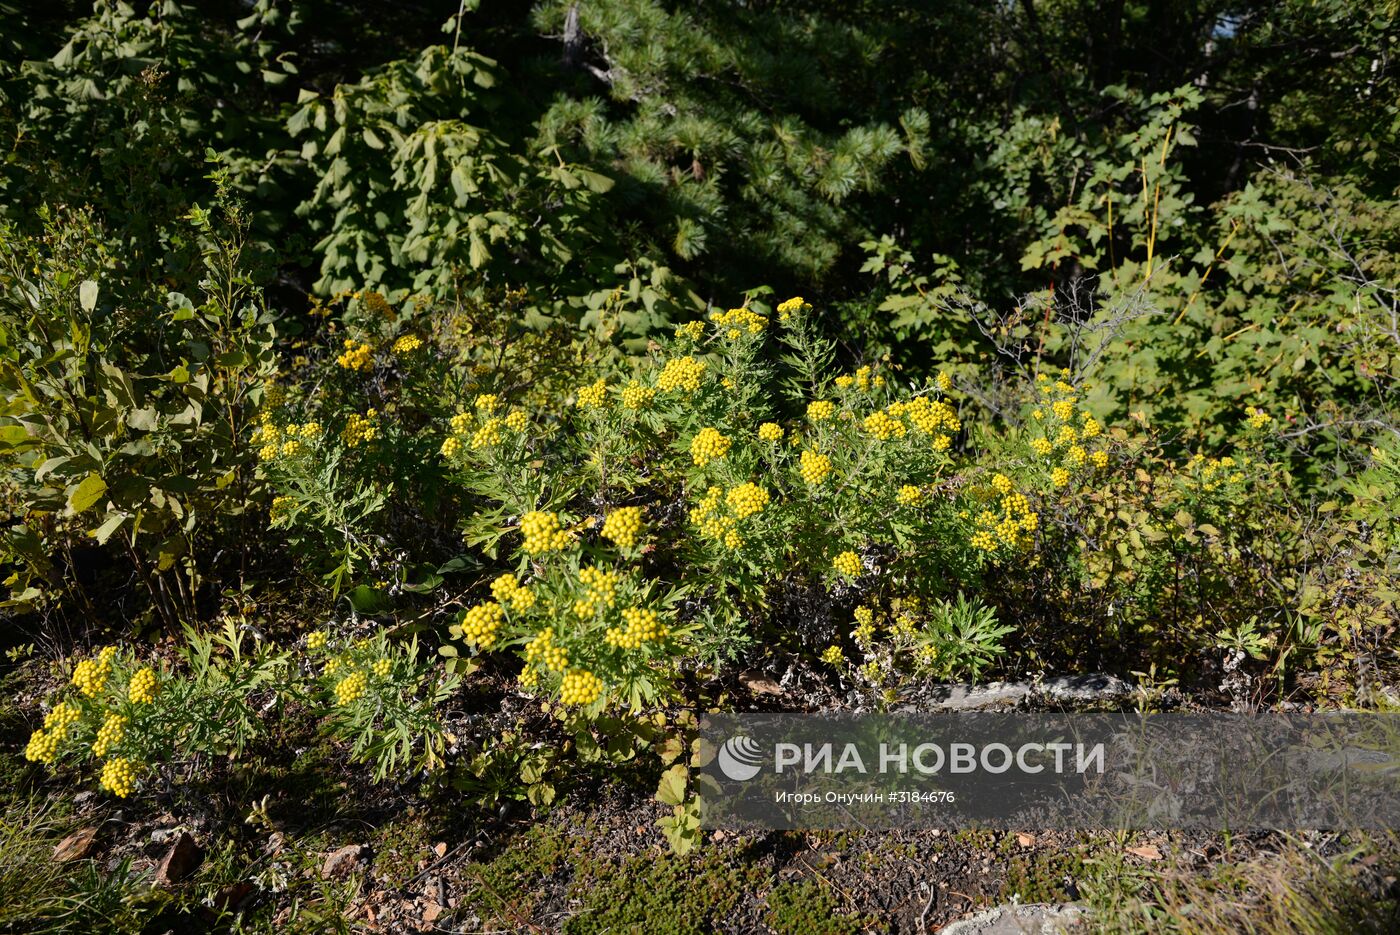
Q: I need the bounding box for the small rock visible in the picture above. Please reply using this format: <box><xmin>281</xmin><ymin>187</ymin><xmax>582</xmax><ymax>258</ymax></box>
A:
<box><xmin>422</xmin><ymin>902</ymin><xmax>443</xmax><ymax>923</ymax></box>
<box><xmin>214</xmin><ymin>882</ymin><xmax>253</xmax><ymax>910</ymax></box>
<box><xmin>155</xmin><ymin>832</ymin><xmax>203</xmax><ymax>885</ymax></box>
<box><xmin>322</xmin><ymin>844</ymin><xmax>367</xmax><ymax>879</ymax></box>
<box><xmin>1037</xmin><ymin>674</ymin><xmax>1133</xmax><ymax>704</ymax></box>
<box><xmin>1015</xmin><ymin>832</ymin><xmax>1036</xmax><ymax>848</ymax></box>
<box><xmin>53</xmin><ymin>827</ymin><xmax>99</xmax><ymax>862</ymax></box>
<box><xmin>938</xmin><ymin>902</ymin><xmax>1087</xmax><ymax>934</ymax></box>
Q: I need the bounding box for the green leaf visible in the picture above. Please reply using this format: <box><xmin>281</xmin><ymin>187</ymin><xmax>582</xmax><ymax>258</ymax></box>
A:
<box><xmin>0</xmin><ymin>425</ymin><xmax>32</xmax><ymax>448</ymax></box>
<box><xmin>655</xmin><ymin>764</ymin><xmax>688</xmax><ymax>806</ymax></box>
<box><xmin>92</xmin><ymin>513</ymin><xmax>125</xmax><ymax>544</ymax></box>
<box><xmin>79</xmin><ymin>279</ymin><xmax>98</xmax><ymax>311</ymax></box>
<box><xmin>346</xmin><ymin>584</ymin><xmax>389</xmax><ymax>614</ymax></box>
<box><xmin>67</xmin><ymin>473</ymin><xmax>107</xmax><ymax>514</ymax></box>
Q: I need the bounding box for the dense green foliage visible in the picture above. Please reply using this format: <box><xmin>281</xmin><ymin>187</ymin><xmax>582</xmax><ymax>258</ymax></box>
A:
<box><xmin>0</xmin><ymin>2</ymin><xmax>1396</xmax><ymax>906</ymax></box>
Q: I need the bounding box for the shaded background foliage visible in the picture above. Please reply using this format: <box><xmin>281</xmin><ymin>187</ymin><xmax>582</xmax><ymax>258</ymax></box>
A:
<box><xmin>0</xmin><ymin>0</ymin><xmax>1396</xmax><ymax>653</ymax></box>
<box><xmin>3</xmin><ymin>1</ymin><xmax>1393</xmax><ymax>313</ymax></box>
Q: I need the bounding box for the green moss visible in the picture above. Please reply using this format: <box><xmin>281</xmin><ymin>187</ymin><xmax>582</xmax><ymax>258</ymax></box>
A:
<box><xmin>563</xmin><ymin>846</ymin><xmax>767</xmax><ymax>935</ymax></box>
<box><xmin>462</xmin><ymin>823</ymin><xmax>571</xmax><ymax>924</ymax></box>
<box><xmin>764</xmin><ymin>880</ymin><xmax>869</xmax><ymax>935</ymax></box>
<box><xmin>1000</xmin><ymin>848</ymin><xmax>1088</xmax><ymax>904</ymax></box>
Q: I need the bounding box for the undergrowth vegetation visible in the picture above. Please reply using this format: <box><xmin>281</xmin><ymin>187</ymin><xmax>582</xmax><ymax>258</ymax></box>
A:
<box><xmin>0</xmin><ymin>1</ymin><xmax>1397</xmax><ymax>931</ymax></box>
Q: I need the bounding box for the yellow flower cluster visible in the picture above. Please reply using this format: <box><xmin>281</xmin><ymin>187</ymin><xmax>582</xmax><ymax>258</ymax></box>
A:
<box><xmin>758</xmin><ymin>422</ymin><xmax>784</xmax><ymax>442</ymax></box>
<box><xmin>863</xmin><ymin>410</ymin><xmax>906</xmax><ymax>440</ymax></box>
<box><xmin>896</xmin><ymin>484</ymin><xmax>924</xmax><ymax>506</ymax></box>
<box><xmin>576</xmin><ymin>378</ymin><xmax>609</xmax><ymax>410</ymax></box>
<box><xmin>307</xmin><ymin>631</ymin><xmax>328</xmax><ymax>651</ymax></box>
<box><xmin>621</xmin><ymin>380</ymin><xmax>656</xmax><ymax>409</ymax></box>
<box><xmin>504</xmin><ymin>410</ymin><xmax>527</xmax><ymax>431</ymax></box>
<box><xmin>904</xmin><ymin>395</ymin><xmax>961</xmax><ymax>443</ymax></box>
<box><xmin>690</xmin><ymin>427</ymin><xmax>731</xmax><ymax>467</ymax></box>
<box><xmin>832</xmin><ymin>550</ymin><xmax>863</xmax><ymax>577</ymax></box>
<box><xmin>392</xmin><ymin>335</ymin><xmax>423</xmax><ymax>355</ymax></box>
<box><xmin>128</xmin><ymin>667</ymin><xmax>158</xmax><ymax>704</ymax></box>
<box><xmin>490</xmin><ymin>572</ymin><xmax>537</xmax><ymax>612</ymax></box>
<box><xmin>656</xmin><ymin>357</ymin><xmax>706</xmax><ymax>394</ymax></box>
<box><xmin>100</xmin><ymin>757</ymin><xmax>137</xmax><ymax>798</ymax></box>
<box><xmin>472</xmin><ymin>417</ymin><xmax>503</xmax><ymax>449</ymax></box>
<box><xmin>24</xmin><ymin>702</ymin><xmax>80</xmax><ymax>764</ymax></box>
<box><xmin>269</xmin><ymin>495</ymin><xmax>295</xmax><ymax>525</ymax></box>
<box><xmin>475</xmin><ymin>394</ymin><xmax>499</xmax><ymax>413</ymax></box>
<box><xmin>807</xmin><ymin>400</ymin><xmax>836</xmax><ymax>422</ymax></box>
<box><xmin>371</xmin><ymin>658</ymin><xmax>392</xmax><ymax>678</ymax></box>
<box><xmin>460</xmin><ymin>601</ymin><xmax>505</xmax><ymax>648</ymax></box>
<box><xmin>820</xmin><ymin>645</ymin><xmax>844</xmax><ymax>666</ymax></box>
<box><xmin>969</xmin><ymin>484</ymin><xmax>1039</xmax><ymax>553</ymax></box>
<box><xmin>1245</xmin><ymin>406</ymin><xmax>1272</xmax><ymax>429</ymax></box>
<box><xmin>601</xmin><ymin>507</ymin><xmax>644</xmax><ymax>548</ymax></box>
<box><xmin>605</xmin><ymin>607</ymin><xmax>669</xmax><ymax>649</ymax></box>
<box><xmin>691</xmin><ymin>483</ymin><xmax>765</xmax><ymax>549</ymax></box>
<box><xmin>1028</xmin><ymin>376</ymin><xmax>1110</xmax><ymax>479</ymax></box>
<box><xmin>24</xmin><ymin>728</ymin><xmax>62</xmax><ymax>763</ymax></box>
<box><xmin>675</xmin><ymin>320</ymin><xmax>706</xmax><ymax>342</ymax></box>
<box><xmin>343</xmin><ymin>410</ymin><xmax>378</xmax><ymax>448</ymax></box>
<box><xmin>525</xmin><ymin>629</ymin><xmax>568</xmax><ymax>672</ymax></box>
<box><xmin>726</xmin><ymin>482</ymin><xmax>769</xmax><ymax>519</ymax></box>
<box><xmin>691</xmin><ymin>486</ymin><xmax>738</xmax><ymax>548</ymax></box>
<box><xmin>520</xmin><ymin>511</ymin><xmax>571</xmax><ymax>554</ymax></box>
<box><xmin>72</xmin><ymin>647</ymin><xmax>117</xmax><ymax>697</ymax></box>
<box><xmin>835</xmin><ymin>364</ymin><xmax>885</xmax><ymax>392</ymax></box>
<box><xmin>799</xmin><ymin>450</ymin><xmax>832</xmax><ymax>485</ymax></box>
<box><xmin>92</xmin><ymin>713</ymin><xmax>127</xmax><ymax>757</ymax></box>
<box><xmin>710</xmin><ymin>306</ymin><xmax>767</xmax><ymax>338</ymax></box>
<box><xmin>336</xmin><ymin>338</ymin><xmax>373</xmax><ymax>371</ymax></box>
<box><xmin>335</xmin><ymin>670</ymin><xmax>369</xmax><ymax>705</ymax></box>
<box><xmin>574</xmin><ymin>566</ymin><xmax>619</xmax><ymax>618</ymax></box>
<box><xmin>1183</xmin><ymin>453</ymin><xmax>1248</xmax><ymax>492</ymax></box>
<box><xmin>776</xmin><ymin>296</ymin><xmax>810</xmax><ymax>322</ymax></box>
<box><xmin>559</xmin><ymin>669</ymin><xmax>604</xmax><ymax>706</ymax></box>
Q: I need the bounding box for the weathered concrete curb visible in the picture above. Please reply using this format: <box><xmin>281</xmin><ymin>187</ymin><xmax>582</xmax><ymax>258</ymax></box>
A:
<box><xmin>937</xmin><ymin>902</ymin><xmax>1087</xmax><ymax>934</ymax></box>
<box><xmin>895</xmin><ymin>673</ymin><xmax>1135</xmax><ymax>712</ymax></box>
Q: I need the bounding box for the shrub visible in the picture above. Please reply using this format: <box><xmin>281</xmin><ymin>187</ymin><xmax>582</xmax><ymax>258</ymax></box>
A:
<box><xmin>0</xmin><ymin>178</ymin><xmax>277</xmax><ymax>628</ymax></box>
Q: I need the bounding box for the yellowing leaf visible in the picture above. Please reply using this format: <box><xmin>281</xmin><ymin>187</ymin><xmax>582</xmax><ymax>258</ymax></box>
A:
<box><xmin>67</xmin><ymin>473</ymin><xmax>107</xmax><ymax>515</ymax></box>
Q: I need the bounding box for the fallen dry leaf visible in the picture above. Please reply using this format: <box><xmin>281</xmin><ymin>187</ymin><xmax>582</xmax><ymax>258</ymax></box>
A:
<box><xmin>739</xmin><ymin>670</ymin><xmax>783</xmax><ymax>695</ymax></box>
<box><xmin>53</xmin><ymin>827</ymin><xmax>99</xmax><ymax>862</ymax></box>
<box><xmin>1015</xmin><ymin>833</ymin><xmax>1036</xmax><ymax>848</ymax></box>
<box><xmin>1126</xmin><ymin>844</ymin><xmax>1162</xmax><ymax>861</ymax></box>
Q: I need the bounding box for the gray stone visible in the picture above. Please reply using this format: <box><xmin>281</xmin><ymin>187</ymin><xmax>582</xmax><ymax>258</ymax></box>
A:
<box><xmin>938</xmin><ymin>902</ymin><xmax>1087</xmax><ymax>934</ymax></box>
<box><xmin>899</xmin><ymin>681</ymin><xmax>1031</xmax><ymax>712</ymax></box>
<box><xmin>1036</xmin><ymin>674</ymin><xmax>1133</xmax><ymax>704</ymax></box>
